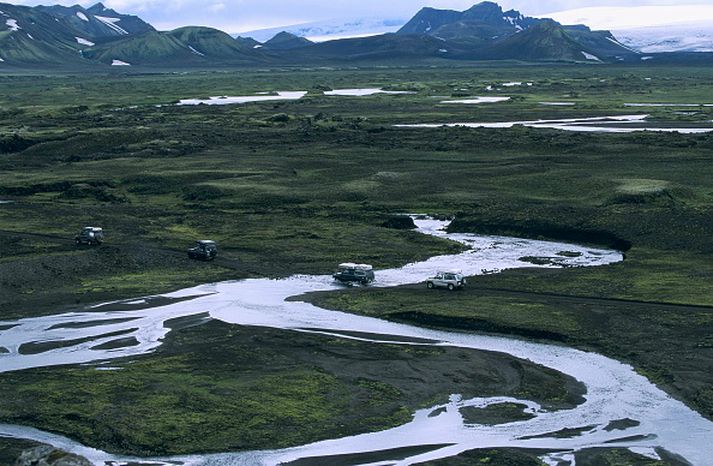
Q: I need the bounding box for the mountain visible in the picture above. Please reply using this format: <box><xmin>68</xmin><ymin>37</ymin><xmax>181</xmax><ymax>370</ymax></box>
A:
<box><xmin>0</xmin><ymin>3</ymin><xmax>87</xmax><ymax>65</ymax></box>
<box><xmin>0</xmin><ymin>1</ymin><xmax>157</xmax><ymax>66</ymax></box>
<box><xmin>168</xmin><ymin>27</ymin><xmax>257</xmax><ymax>57</ymax></box>
<box><xmin>563</xmin><ymin>25</ymin><xmax>637</xmax><ymax>58</ymax></box>
<box><xmin>397</xmin><ymin>7</ymin><xmax>465</xmax><ymax>36</ymax></box>
<box><xmin>36</xmin><ymin>2</ymin><xmax>154</xmax><ymax>41</ymax></box>
<box><xmin>398</xmin><ymin>2</ymin><xmax>540</xmax><ymax>42</ymax></box>
<box><xmin>81</xmin><ymin>31</ymin><xmax>194</xmax><ymax>65</ymax></box>
<box><xmin>3</xmin><ymin>0</ymin><xmax>711</xmax><ymax>68</ymax></box>
<box><xmin>394</xmin><ymin>2</ymin><xmax>635</xmax><ymax>62</ymax></box>
<box><xmin>469</xmin><ymin>20</ymin><xmax>604</xmax><ymax>61</ymax></box>
<box><xmin>262</xmin><ymin>32</ymin><xmax>313</xmax><ymax>50</ymax></box>
<box><xmin>292</xmin><ymin>33</ymin><xmax>450</xmax><ymax>62</ymax></box>
<box><xmin>83</xmin><ymin>27</ymin><xmax>265</xmax><ymax>66</ymax></box>
<box><xmin>86</xmin><ymin>2</ymin><xmax>153</xmax><ymax>35</ymax></box>
<box><xmin>235</xmin><ymin>36</ymin><xmax>261</xmax><ymax>49</ymax></box>
<box><xmin>0</xmin><ymin>2</ymin><xmax>266</xmax><ymax>68</ymax></box>
<box><xmin>240</xmin><ymin>17</ymin><xmax>406</xmax><ymax>43</ymax></box>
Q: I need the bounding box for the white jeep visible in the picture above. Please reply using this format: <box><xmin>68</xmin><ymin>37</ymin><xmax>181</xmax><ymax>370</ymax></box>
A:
<box><xmin>426</xmin><ymin>271</ymin><xmax>467</xmax><ymax>291</ymax></box>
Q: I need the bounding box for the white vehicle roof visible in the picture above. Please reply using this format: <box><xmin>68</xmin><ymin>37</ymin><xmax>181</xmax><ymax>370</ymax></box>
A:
<box><xmin>339</xmin><ymin>263</ymin><xmax>373</xmax><ymax>270</ymax></box>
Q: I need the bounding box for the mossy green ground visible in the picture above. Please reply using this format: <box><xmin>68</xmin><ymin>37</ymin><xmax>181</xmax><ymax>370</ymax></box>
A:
<box><xmin>1</xmin><ymin>65</ymin><xmax>713</xmax><ymax>458</ymax></box>
<box><xmin>0</xmin><ymin>317</ymin><xmax>582</xmax><ymax>456</ymax></box>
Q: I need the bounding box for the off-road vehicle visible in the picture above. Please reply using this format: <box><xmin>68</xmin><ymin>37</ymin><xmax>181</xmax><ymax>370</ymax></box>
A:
<box><xmin>333</xmin><ymin>263</ymin><xmax>375</xmax><ymax>285</ymax></box>
<box><xmin>75</xmin><ymin>227</ymin><xmax>104</xmax><ymax>246</ymax></box>
<box><xmin>426</xmin><ymin>271</ymin><xmax>466</xmax><ymax>291</ymax></box>
<box><xmin>188</xmin><ymin>240</ymin><xmax>218</xmax><ymax>261</ymax></box>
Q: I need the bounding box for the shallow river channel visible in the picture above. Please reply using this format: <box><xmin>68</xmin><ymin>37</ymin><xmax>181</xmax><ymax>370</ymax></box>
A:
<box><xmin>1</xmin><ymin>218</ymin><xmax>712</xmax><ymax>465</ymax></box>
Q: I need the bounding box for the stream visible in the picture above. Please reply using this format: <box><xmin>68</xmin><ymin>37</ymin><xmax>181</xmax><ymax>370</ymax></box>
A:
<box><xmin>1</xmin><ymin>217</ymin><xmax>711</xmax><ymax>465</ymax></box>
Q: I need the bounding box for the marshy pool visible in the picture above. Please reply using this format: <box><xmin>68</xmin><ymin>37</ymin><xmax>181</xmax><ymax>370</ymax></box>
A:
<box><xmin>177</xmin><ymin>91</ymin><xmax>308</xmax><ymax>106</ymax></box>
<box><xmin>395</xmin><ymin>114</ymin><xmax>713</xmax><ymax>134</ymax></box>
<box><xmin>440</xmin><ymin>96</ymin><xmax>511</xmax><ymax>104</ymax></box>
<box><xmin>323</xmin><ymin>88</ymin><xmax>415</xmax><ymax>96</ymax></box>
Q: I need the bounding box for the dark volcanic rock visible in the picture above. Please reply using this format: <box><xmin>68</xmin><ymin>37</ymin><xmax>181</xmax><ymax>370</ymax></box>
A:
<box><xmin>382</xmin><ymin>216</ymin><xmax>416</xmax><ymax>230</ymax></box>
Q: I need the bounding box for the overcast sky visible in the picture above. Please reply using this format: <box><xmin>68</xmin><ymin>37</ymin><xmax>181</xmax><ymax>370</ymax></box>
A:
<box><xmin>10</xmin><ymin>0</ymin><xmax>713</xmax><ymax>32</ymax></box>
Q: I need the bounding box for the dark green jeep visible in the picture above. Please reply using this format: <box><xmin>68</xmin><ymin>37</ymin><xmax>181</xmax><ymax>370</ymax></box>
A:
<box><xmin>188</xmin><ymin>240</ymin><xmax>218</xmax><ymax>261</ymax></box>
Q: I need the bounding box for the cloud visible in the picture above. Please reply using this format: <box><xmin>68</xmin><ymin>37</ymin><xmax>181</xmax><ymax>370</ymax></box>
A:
<box><xmin>209</xmin><ymin>3</ymin><xmax>226</xmax><ymax>13</ymax></box>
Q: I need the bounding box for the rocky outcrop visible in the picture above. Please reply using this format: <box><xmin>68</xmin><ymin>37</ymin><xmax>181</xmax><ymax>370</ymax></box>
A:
<box><xmin>15</xmin><ymin>445</ymin><xmax>93</xmax><ymax>466</ymax></box>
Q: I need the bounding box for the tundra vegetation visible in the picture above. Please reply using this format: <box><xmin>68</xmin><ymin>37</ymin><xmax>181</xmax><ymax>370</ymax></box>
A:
<box><xmin>1</xmin><ymin>65</ymin><xmax>712</xmax><ymax>464</ymax></box>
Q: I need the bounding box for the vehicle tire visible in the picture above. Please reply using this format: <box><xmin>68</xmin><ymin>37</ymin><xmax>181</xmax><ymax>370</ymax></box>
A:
<box><xmin>448</xmin><ymin>284</ymin><xmax>455</xmax><ymax>291</ymax></box>
<box><xmin>75</xmin><ymin>238</ymin><xmax>80</xmax><ymax>245</ymax></box>
<box><xmin>427</xmin><ymin>282</ymin><xmax>434</xmax><ymax>289</ymax></box>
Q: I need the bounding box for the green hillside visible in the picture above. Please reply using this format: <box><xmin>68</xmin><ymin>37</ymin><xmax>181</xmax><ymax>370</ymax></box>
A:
<box><xmin>167</xmin><ymin>27</ymin><xmax>260</xmax><ymax>60</ymax></box>
<box><xmin>475</xmin><ymin>21</ymin><xmax>605</xmax><ymax>62</ymax></box>
<box><xmin>83</xmin><ymin>28</ymin><xmax>266</xmax><ymax>66</ymax></box>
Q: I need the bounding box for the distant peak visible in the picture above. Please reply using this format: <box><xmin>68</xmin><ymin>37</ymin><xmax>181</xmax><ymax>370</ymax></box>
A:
<box><xmin>264</xmin><ymin>31</ymin><xmax>313</xmax><ymax>49</ymax></box>
<box><xmin>267</xmin><ymin>31</ymin><xmax>311</xmax><ymax>42</ymax></box>
<box><xmin>465</xmin><ymin>1</ymin><xmax>504</xmax><ymax>14</ymax></box>
<box><xmin>463</xmin><ymin>2</ymin><xmax>519</xmax><ymax>24</ymax></box>
<box><xmin>87</xmin><ymin>2</ymin><xmax>110</xmax><ymax>14</ymax></box>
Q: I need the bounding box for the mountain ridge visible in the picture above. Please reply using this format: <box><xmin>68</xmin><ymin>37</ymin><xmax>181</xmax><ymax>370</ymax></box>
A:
<box><xmin>1</xmin><ymin>1</ymin><xmax>710</xmax><ymax>68</ymax></box>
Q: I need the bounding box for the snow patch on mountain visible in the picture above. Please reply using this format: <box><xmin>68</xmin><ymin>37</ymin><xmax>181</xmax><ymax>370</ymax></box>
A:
<box><xmin>95</xmin><ymin>15</ymin><xmax>128</xmax><ymax>35</ymax></box>
<box><xmin>188</xmin><ymin>45</ymin><xmax>204</xmax><ymax>56</ymax></box>
<box><xmin>76</xmin><ymin>11</ymin><xmax>89</xmax><ymax>22</ymax></box>
<box><xmin>111</xmin><ymin>59</ymin><xmax>130</xmax><ymax>66</ymax></box>
<box><xmin>239</xmin><ymin>17</ymin><xmax>407</xmax><ymax>43</ymax></box>
<box><xmin>76</xmin><ymin>37</ymin><xmax>95</xmax><ymax>47</ymax></box>
<box><xmin>5</xmin><ymin>19</ymin><xmax>20</xmax><ymax>32</ymax></box>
